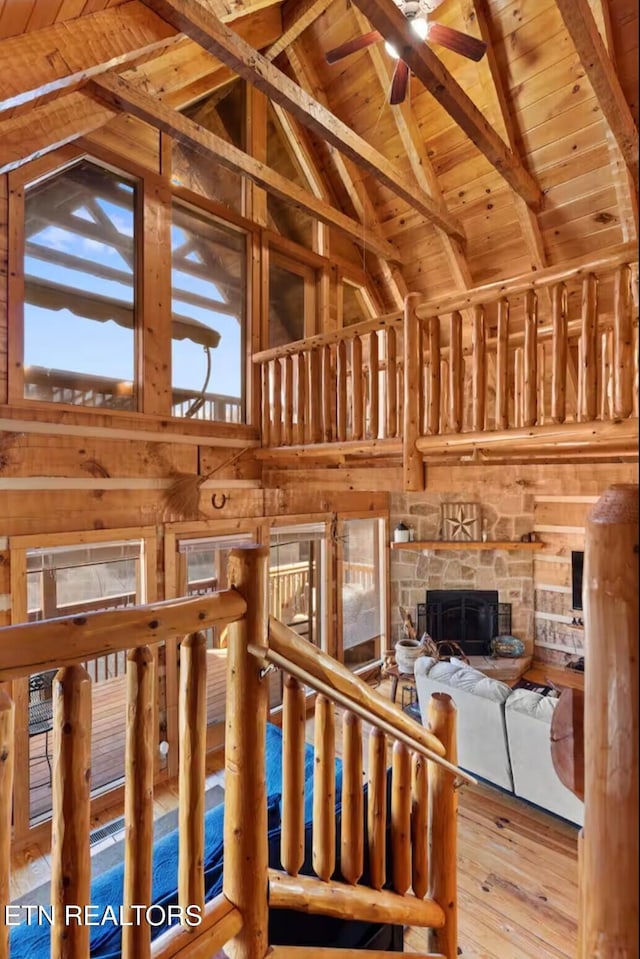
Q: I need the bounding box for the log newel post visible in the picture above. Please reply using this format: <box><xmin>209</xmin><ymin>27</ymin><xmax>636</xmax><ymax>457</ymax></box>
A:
<box><xmin>123</xmin><ymin>646</ymin><xmax>155</xmax><ymax>959</ymax></box>
<box><xmin>403</xmin><ymin>293</ymin><xmax>425</xmax><ymax>491</ymax></box>
<box><xmin>0</xmin><ymin>690</ymin><xmax>15</xmax><ymax>959</ymax></box>
<box><xmin>51</xmin><ymin>665</ymin><xmax>92</xmax><ymax>959</ymax></box>
<box><xmin>224</xmin><ymin>545</ymin><xmax>270</xmax><ymax>959</ymax></box>
<box><xmin>427</xmin><ymin>692</ymin><xmax>458</xmax><ymax>959</ymax></box>
<box><xmin>580</xmin><ymin>484</ymin><xmax>638</xmax><ymax>957</ymax></box>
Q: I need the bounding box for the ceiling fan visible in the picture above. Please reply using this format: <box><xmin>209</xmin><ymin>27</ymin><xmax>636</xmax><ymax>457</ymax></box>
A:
<box><xmin>325</xmin><ymin>0</ymin><xmax>487</xmax><ymax>105</ymax></box>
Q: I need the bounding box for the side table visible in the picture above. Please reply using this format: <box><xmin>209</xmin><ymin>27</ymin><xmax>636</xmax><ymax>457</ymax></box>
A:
<box><xmin>382</xmin><ymin>664</ymin><xmax>417</xmax><ymax>704</ymax></box>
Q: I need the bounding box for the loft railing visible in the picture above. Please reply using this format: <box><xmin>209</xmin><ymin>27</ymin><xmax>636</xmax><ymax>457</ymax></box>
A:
<box><xmin>253</xmin><ymin>243</ymin><xmax>638</xmax><ymax>477</ymax></box>
<box><xmin>0</xmin><ymin>546</ymin><xmax>467</xmax><ymax>959</ymax></box>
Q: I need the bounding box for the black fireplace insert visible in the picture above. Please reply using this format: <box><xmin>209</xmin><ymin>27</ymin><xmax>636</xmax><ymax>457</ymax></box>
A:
<box><xmin>417</xmin><ymin>590</ymin><xmax>510</xmax><ymax>657</ymax></box>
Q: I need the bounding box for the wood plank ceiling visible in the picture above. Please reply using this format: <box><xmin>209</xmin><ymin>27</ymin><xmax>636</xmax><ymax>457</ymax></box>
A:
<box><xmin>0</xmin><ymin>0</ymin><xmax>637</xmax><ymax>303</ymax></box>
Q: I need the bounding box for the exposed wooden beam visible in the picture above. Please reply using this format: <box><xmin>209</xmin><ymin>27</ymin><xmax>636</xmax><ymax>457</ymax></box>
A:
<box><xmin>351</xmin><ymin>6</ymin><xmax>473</xmax><ymax>292</ymax></box>
<box><xmin>90</xmin><ymin>74</ymin><xmax>400</xmax><ymax>261</ymax></box>
<box><xmin>265</xmin><ymin>0</ymin><xmax>333</xmax><ymax>61</ymax></box>
<box><xmin>555</xmin><ymin>0</ymin><xmax>638</xmax><ymax>188</ymax></box>
<box><xmin>142</xmin><ymin>0</ymin><xmax>466</xmax><ymax>241</ymax></box>
<box><xmin>349</xmin><ymin>0</ymin><xmax>543</xmax><ymax>210</ymax></box>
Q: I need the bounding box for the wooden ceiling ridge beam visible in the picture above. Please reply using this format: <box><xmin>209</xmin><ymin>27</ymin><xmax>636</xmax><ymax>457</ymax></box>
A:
<box><xmin>554</xmin><ymin>0</ymin><xmax>639</xmax><ymax>189</ymax></box>
<box><xmin>89</xmin><ymin>73</ymin><xmax>399</xmax><ymax>262</ymax></box>
<box><xmin>350</xmin><ymin>5</ymin><xmax>474</xmax><ymax>292</ymax></box>
<box><xmin>349</xmin><ymin>0</ymin><xmax>543</xmax><ymax>211</ymax></box>
<box><xmin>141</xmin><ymin>0</ymin><xmax>466</xmax><ymax>241</ymax></box>
<box><xmin>264</xmin><ymin>0</ymin><xmax>334</xmax><ymax>61</ymax></box>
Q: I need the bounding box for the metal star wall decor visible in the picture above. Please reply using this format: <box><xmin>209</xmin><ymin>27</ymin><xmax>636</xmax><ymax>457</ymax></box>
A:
<box><xmin>441</xmin><ymin>502</ymin><xmax>482</xmax><ymax>542</ymax></box>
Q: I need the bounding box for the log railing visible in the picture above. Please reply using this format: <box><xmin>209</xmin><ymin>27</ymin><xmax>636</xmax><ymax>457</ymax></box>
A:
<box><xmin>0</xmin><ymin>545</ymin><xmax>466</xmax><ymax>959</ymax></box>
<box><xmin>253</xmin><ymin>244</ymin><xmax>638</xmax><ymax>480</ymax></box>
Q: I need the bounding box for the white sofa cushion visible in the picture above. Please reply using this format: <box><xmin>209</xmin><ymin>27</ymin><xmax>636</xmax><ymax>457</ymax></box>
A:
<box><xmin>505</xmin><ymin>689</ymin><xmax>584</xmax><ymax>826</ymax></box>
<box><xmin>414</xmin><ymin>660</ymin><xmax>513</xmax><ymax>791</ymax></box>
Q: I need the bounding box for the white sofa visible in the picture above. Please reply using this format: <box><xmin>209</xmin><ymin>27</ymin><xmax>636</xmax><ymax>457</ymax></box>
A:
<box><xmin>414</xmin><ymin>657</ymin><xmax>584</xmax><ymax>826</ymax></box>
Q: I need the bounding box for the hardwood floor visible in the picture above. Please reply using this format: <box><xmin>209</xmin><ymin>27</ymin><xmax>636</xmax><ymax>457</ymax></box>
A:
<box><xmin>11</xmin><ymin>677</ymin><xmax>579</xmax><ymax>958</ymax></box>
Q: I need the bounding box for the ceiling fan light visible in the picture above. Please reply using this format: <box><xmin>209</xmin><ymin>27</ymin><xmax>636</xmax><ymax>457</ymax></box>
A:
<box><xmin>410</xmin><ymin>16</ymin><xmax>429</xmax><ymax>40</ymax></box>
<box><xmin>384</xmin><ymin>39</ymin><xmax>400</xmax><ymax>60</ymax></box>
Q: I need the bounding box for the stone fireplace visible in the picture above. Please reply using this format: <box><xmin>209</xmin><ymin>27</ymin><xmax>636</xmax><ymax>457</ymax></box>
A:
<box><xmin>422</xmin><ymin>589</ymin><xmax>500</xmax><ymax>657</ymax></box>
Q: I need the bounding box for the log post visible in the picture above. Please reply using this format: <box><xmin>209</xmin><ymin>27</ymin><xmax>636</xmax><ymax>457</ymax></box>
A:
<box><xmin>403</xmin><ymin>293</ymin><xmax>425</xmax><ymax>491</ymax></box>
<box><xmin>427</xmin><ymin>316</ymin><xmax>441</xmax><ymax>435</ymax></box>
<box><xmin>261</xmin><ymin>363</ymin><xmax>270</xmax><ymax>447</ymax></box>
<box><xmin>391</xmin><ymin>740</ymin><xmax>412</xmax><ymax>895</ymax></box>
<box><xmin>224</xmin><ymin>545</ymin><xmax>270</xmax><ymax>959</ymax></box>
<box><xmin>0</xmin><ymin>690</ymin><xmax>14</xmax><ymax>959</ymax></box>
<box><xmin>352</xmin><ymin>336</ymin><xmax>364</xmax><ymax>441</ymax></box>
<box><xmin>440</xmin><ymin>359</ymin><xmax>449</xmax><ymax>433</ymax></box>
<box><xmin>580</xmin><ymin>485</ymin><xmax>638</xmax><ymax>957</ymax></box>
<box><xmin>579</xmin><ymin>273</ymin><xmax>598</xmax><ymax>422</ymax></box>
<box><xmin>123</xmin><ymin>646</ymin><xmax>155</xmax><ymax>959</ymax></box>
<box><xmin>449</xmin><ymin>311</ymin><xmax>463</xmax><ymax>434</ymax></box>
<box><xmin>309</xmin><ymin>348</ymin><xmax>322</xmax><ymax>444</ymax></box>
<box><xmin>322</xmin><ymin>343</ymin><xmax>333</xmax><ymax>442</ymax></box>
<box><xmin>523</xmin><ymin>289</ymin><xmax>538</xmax><ymax>427</ymax></box>
<box><xmin>599</xmin><ymin>330</ymin><xmax>612</xmax><ymax>421</ymax></box>
<box><xmin>495</xmin><ymin>298</ymin><xmax>509</xmax><ymax>430</ymax></box>
<box><xmin>341</xmin><ymin>711</ymin><xmax>364</xmax><ymax>885</ymax></box>
<box><xmin>386</xmin><ymin>327</ymin><xmax>397</xmax><ymax>438</ymax></box>
<box><xmin>50</xmin><ymin>666</ymin><xmax>92</xmax><ymax>959</ymax></box>
<box><xmin>368</xmin><ymin>330</ymin><xmax>379</xmax><ymax>439</ymax></box>
<box><xmin>271</xmin><ymin>359</ymin><xmax>282</xmax><ymax>448</ymax></box>
<box><xmin>428</xmin><ymin>693</ymin><xmax>458</xmax><ymax>959</ymax></box>
<box><xmin>411</xmin><ymin>752</ymin><xmax>429</xmax><ymax>900</ymax></box>
<box><xmin>551</xmin><ymin>283</ymin><xmax>568</xmax><ymax>424</ymax></box>
<box><xmin>367</xmin><ymin>727</ymin><xmax>387</xmax><ymax>891</ymax></box>
<box><xmin>178</xmin><ymin>632</ymin><xmax>207</xmax><ymax>914</ymax></box>
<box><xmin>336</xmin><ymin>339</ymin><xmax>348</xmax><ymax>442</ymax></box>
<box><xmin>537</xmin><ymin>342</ymin><xmax>546</xmax><ymax>425</ymax></box>
<box><xmin>312</xmin><ymin>695</ymin><xmax>336</xmax><ymax>882</ymax></box>
<box><xmin>283</xmin><ymin>354</ymin><xmax>293</xmax><ymax>446</ymax></box>
<box><xmin>296</xmin><ymin>353</ymin><xmax>307</xmax><ymax>445</ymax></box>
<box><xmin>281</xmin><ymin>676</ymin><xmax>306</xmax><ymax>877</ymax></box>
<box><xmin>613</xmin><ymin>264</ymin><xmax>633</xmax><ymax>418</ymax></box>
<box><xmin>514</xmin><ymin>347</ymin><xmax>524</xmax><ymax>428</ymax></box>
<box><xmin>471</xmin><ymin>305</ymin><xmax>486</xmax><ymax>432</ymax></box>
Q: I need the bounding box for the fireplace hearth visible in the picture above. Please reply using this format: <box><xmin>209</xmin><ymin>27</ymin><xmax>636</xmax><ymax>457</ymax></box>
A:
<box><xmin>419</xmin><ymin>590</ymin><xmax>508</xmax><ymax>657</ymax></box>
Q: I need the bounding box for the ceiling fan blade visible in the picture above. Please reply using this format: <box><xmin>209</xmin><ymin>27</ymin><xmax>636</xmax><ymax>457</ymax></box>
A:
<box><xmin>325</xmin><ymin>30</ymin><xmax>383</xmax><ymax>65</ymax></box>
<box><xmin>389</xmin><ymin>58</ymin><xmax>409</xmax><ymax>105</ymax></box>
<box><xmin>426</xmin><ymin>22</ymin><xmax>487</xmax><ymax>61</ymax></box>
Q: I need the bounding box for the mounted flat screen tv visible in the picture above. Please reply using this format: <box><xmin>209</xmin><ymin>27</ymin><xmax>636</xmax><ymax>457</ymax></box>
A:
<box><xmin>571</xmin><ymin>550</ymin><xmax>584</xmax><ymax>610</ymax></box>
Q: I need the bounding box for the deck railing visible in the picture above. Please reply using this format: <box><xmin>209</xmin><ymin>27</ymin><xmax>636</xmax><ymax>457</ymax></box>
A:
<box><xmin>0</xmin><ymin>546</ymin><xmax>466</xmax><ymax>959</ymax></box>
<box><xmin>254</xmin><ymin>243</ymin><xmax>638</xmax><ymax>479</ymax></box>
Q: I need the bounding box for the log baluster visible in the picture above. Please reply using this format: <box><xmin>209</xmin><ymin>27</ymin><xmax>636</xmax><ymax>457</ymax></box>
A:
<box><xmin>322</xmin><ymin>343</ymin><xmax>333</xmax><ymax>443</ymax></box>
<box><xmin>283</xmin><ymin>354</ymin><xmax>293</xmax><ymax>446</ymax></box>
<box><xmin>225</xmin><ymin>546</ymin><xmax>270</xmax><ymax>959</ymax></box>
<box><xmin>427</xmin><ymin>316</ymin><xmax>441</xmax><ymax>435</ymax></box>
<box><xmin>449</xmin><ymin>311</ymin><xmax>463</xmax><ymax>433</ymax></box>
<box><xmin>296</xmin><ymin>352</ymin><xmax>307</xmax><ymax>445</ymax></box>
<box><xmin>312</xmin><ymin>695</ymin><xmax>336</xmax><ymax>882</ymax></box>
<box><xmin>580</xmin><ymin>485</ymin><xmax>638</xmax><ymax>957</ymax></box>
<box><xmin>261</xmin><ymin>362</ymin><xmax>271</xmax><ymax>446</ymax></box>
<box><xmin>341</xmin><ymin>712</ymin><xmax>364</xmax><ymax>885</ymax></box>
<box><xmin>471</xmin><ymin>305</ymin><xmax>486</xmax><ymax>432</ymax></box>
<box><xmin>404</xmin><ymin>293</ymin><xmax>424</xmax><ymax>490</ymax></box>
<box><xmin>440</xmin><ymin>359</ymin><xmax>449</xmax><ymax>433</ymax></box>
<box><xmin>352</xmin><ymin>336</ymin><xmax>364</xmax><ymax>441</ymax></box>
<box><xmin>309</xmin><ymin>348</ymin><xmax>322</xmax><ymax>444</ymax></box>
<box><xmin>367</xmin><ymin>727</ymin><xmax>387</xmax><ymax>891</ymax></box>
<box><xmin>386</xmin><ymin>326</ymin><xmax>397</xmax><ymax>438</ymax></box>
<box><xmin>523</xmin><ymin>290</ymin><xmax>538</xmax><ymax>426</ymax></box>
<box><xmin>514</xmin><ymin>347</ymin><xmax>524</xmax><ymax>428</ymax></box>
<box><xmin>537</xmin><ymin>343</ymin><xmax>546</xmax><ymax>425</ymax></box>
<box><xmin>428</xmin><ymin>692</ymin><xmax>458</xmax><ymax>959</ymax></box>
<box><xmin>613</xmin><ymin>264</ymin><xmax>633</xmax><ymax>418</ymax></box>
<box><xmin>271</xmin><ymin>358</ymin><xmax>282</xmax><ymax>448</ymax></box>
<box><xmin>281</xmin><ymin>676</ymin><xmax>306</xmax><ymax>877</ymax></box>
<box><xmin>368</xmin><ymin>330</ymin><xmax>379</xmax><ymax>439</ymax></box>
<box><xmin>0</xmin><ymin>690</ymin><xmax>15</xmax><ymax>959</ymax></box>
<box><xmin>495</xmin><ymin>298</ymin><xmax>509</xmax><ymax>430</ymax></box>
<box><xmin>411</xmin><ymin>752</ymin><xmax>429</xmax><ymax>900</ymax></box>
<box><xmin>336</xmin><ymin>339</ymin><xmax>348</xmax><ymax>441</ymax></box>
<box><xmin>579</xmin><ymin>273</ymin><xmax>598</xmax><ymax>422</ymax></box>
<box><xmin>551</xmin><ymin>283</ymin><xmax>568</xmax><ymax>424</ymax></box>
<box><xmin>50</xmin><ymin>666</ymin><xmax>92</xmax><ymax>959</ymax></box>
<box><xmin>599</xmin><ymin>330</ymin><xmax>613</xmax><ymax>421</ymax></box>
<box><xmin>178</xmin><ymin>632</ymin><xmax>207</xmax><ymax>913</ymax></box>
<box><xmin>122</xmin><ymin>646</ymin><xmax>155</xmax><ymax>959</ymax></box>
<box><xmin>391</xmin><ymin>740</ymin><xmax>412</xmax><ymax>896</ymax></box>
